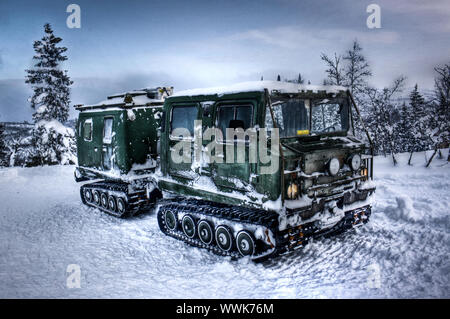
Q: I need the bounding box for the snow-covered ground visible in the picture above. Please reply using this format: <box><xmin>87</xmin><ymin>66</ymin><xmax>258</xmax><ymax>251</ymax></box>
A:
<box><xmin>0</xmin><ymin>150</ymin><xmax>448</xmax><ymax>298</ymax></box>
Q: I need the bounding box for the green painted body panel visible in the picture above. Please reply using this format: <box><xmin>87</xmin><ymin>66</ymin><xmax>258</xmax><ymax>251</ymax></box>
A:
<box><xmin>76</xmin><ymin>106</ymin><xmax>162</xmax><ymax>178</ymax></box>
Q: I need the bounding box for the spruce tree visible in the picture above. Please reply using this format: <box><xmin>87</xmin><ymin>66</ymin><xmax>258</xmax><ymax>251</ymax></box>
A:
<box><xmin>25</xmin><ymin>23</ymin><xmax>72</xmax><ymax>123</ymax></box>
<box><xmin>25</xmin><ymin>23</ymin><xmax>75</xmax><ymax>166</ymax></box>
<box><xmin>409</xmin><ymin>84</ymin><xmax>430</xmax><ymax>157</ymax></box>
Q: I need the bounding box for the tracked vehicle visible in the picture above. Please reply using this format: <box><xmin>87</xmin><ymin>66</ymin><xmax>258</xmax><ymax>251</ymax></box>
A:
<box><xmin>75</xmin><ymin>81</ymin><xmax>375</xmax><ymax>261</ymax></box>
<box><xmin>75</xmin><ymin>87</ymin><xmax>172</xmax><ymax>216</ymax></box>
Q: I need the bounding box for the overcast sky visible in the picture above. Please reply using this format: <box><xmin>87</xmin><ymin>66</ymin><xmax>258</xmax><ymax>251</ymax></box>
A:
<box><xmin>0</xmin><ymin>0</ymin><xmax>449</xmax><ymax>121</ymax></box>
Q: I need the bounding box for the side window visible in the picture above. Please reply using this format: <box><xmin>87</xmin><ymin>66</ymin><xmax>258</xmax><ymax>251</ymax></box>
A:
<box><xmin>217</xmin><ymin>104</ymin><xmax>253</xmax><ymax>140</ymax></box>
<box><xmin>217</xmin><ymin>106</ymin><xmax>235</xmax><ymax>137</ymax></box>
<box><xmin>83</xmin><ymin>119</ymin><xmax>92</xmax><ymax>142</ymax></box>
<box><xmin>103</xmin><ymin>117</ymin><xmax>114</xmax><ymax>144</ymax></box>
<box><xmin>170</xmin><ymin>105</ymin><xmax>198</xmax><ymax>138</ymax></box>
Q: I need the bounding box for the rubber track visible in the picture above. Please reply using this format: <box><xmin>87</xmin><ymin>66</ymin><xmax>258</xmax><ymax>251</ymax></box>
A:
<box><xmin>80</xmin><ymin>181</ymin><xmax>153</xmax><ymax>217</ymax></box>
<box><xmin>157</xmin><ymin>199</ymin><xmax>280</xmax><ymax>261</ymax></box>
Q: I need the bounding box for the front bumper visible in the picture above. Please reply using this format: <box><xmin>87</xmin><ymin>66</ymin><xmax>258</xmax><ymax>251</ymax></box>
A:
<box><xmin>278</xmin><ymin>204</ymin><xmax>372</xmax><ymax>253</ymax></box>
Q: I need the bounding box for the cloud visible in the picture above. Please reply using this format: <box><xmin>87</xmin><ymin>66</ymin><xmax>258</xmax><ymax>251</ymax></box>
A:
<box><xmin>385</xmin><ymin>0</ymin><xmax>450</xmax><ymax>15</ymax></box>
<box><xmin>380</xmin><ymin>0</ymin><xmax>450</xmax><ymax>33</ymax></box>
<box><xmin>228</xmin><ymin>26</ymin><xmax>400</xmax><ymax>49</ymax></box>
<box><xmin>0</xmin><ymin>79</ymin><xmax>32</xmax><ymax>122</ymax></box>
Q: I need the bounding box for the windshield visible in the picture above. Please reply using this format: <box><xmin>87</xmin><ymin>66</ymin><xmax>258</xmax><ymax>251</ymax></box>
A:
<box><xmin>265</xmin><ymin>97</ymin><xmax>349</xmax><ymax>137</ymax></box>
<box><xmin>311</xmin><ymin>98</ymin><xmax>349</xmax><ymax>134</ymax></box>
<box><xmin>265</xmin><ymin>98</ymin><xmax>310</xmax><ymax>138</ymax></box>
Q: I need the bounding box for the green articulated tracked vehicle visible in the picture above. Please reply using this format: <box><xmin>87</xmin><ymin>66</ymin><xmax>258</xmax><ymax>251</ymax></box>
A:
<box><xmin>75</xmin><ymin>81</ymin><xmax>375</xmax><ymax>261</ymax></box>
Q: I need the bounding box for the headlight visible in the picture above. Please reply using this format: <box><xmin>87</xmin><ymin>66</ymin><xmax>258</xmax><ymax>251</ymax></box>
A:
<box><xmin>287</xmin><ymin>183</ymin><xmax>299</xmax><ymax>199</ymax></box>
<box><xmin>349</xmin><ymin>154</ymin><xmax>361</xmax><ymax>171</ymax></box>
<box><xmin>328</xmin><ymin>157</ymin><xmax>340</xmax><ymax>176</ymax></box>
<box><xmin>360</xmin><ymin>168</ymin><xmax>368</xmax><ymax>180</ymax></box>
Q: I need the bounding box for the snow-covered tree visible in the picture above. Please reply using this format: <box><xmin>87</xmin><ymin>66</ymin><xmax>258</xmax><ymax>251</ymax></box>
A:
<box><xmin>406</xmin><ymin>84</ymin><xmax>432</xmax><ymax>164</ymax></box>
<box><xmin>364</xmin><ymin>77</ymin><xmax>406</xmax><ymax>164</ymax></box>
<box><xmin>26</xmin><ymin>23</ymin><xmax>73</xmax><ymax>123</ymax></box>
<box><xmin>0</xmin><ymin>123</ymin><xmax>8</xmax><ymax>167</ymax></box>
<box><xmin>426</xmin><ymin>63</ymin><xmax>450</xmax><ymax>166</ymax></box>
<box><xmin>277</xmin><ymin>74</ymin><xmax>281</xmax><ymax>81</ymax></box>
<box><xmin>25</xmin><ymin>23</ymin><xmax>75</xmax><ymax>166</ymax></box>
<box><xmin>27</xmin><ymin>122</ymin><xmax>76</xmax><ymax>166</ymax></box>
<box><xmin>396</xmin><ymin>102</ymin><xmax>415</xmax><ymax>164</ymax></box>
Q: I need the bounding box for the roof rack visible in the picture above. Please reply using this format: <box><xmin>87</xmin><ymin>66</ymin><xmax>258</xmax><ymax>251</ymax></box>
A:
<box><xmin>74</xmin><ymin>86</ymin><xmax>173</xmax><ymax>111</ymax></box>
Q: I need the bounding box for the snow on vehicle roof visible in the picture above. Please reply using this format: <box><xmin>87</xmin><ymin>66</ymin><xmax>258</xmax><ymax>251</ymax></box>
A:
<box><xmin>77</xmin><ymin>87</ymin><xmax>172</xmax><ymax>110</ymax></box>
<box><xmin>172</xmin><ymin>81</ymin><xmax>348</xmax><ymax>97</ymax></box>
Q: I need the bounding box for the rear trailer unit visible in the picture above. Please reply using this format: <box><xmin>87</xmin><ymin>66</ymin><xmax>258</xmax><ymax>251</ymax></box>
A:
<box><xmin>75</xmin><ymin>87</ymin><xmax>172</xmax><ymax>216</ymax></box>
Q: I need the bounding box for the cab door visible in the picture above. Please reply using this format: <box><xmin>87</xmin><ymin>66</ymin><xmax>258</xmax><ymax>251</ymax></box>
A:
<box><xmin>78</xmin><ymin>116</ymin><xmax>101</xmax><ymax>168</ymax></box>
<box><xmin>167</xmin><ymin>103</ymin><xmax>200</xmax><ymax>180</ymax></box>
<box><xmin>212</xmin><ymin>102</ymin><xmax>256</xmax><ymax>192</ymax></box>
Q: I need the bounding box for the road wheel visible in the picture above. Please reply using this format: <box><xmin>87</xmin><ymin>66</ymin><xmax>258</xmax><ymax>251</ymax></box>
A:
<box><xmin>117</xmin><ymin>198</ymin><xmax>126</xmax><ymax>215</ymax></box>
<box><xmin>198</xmin><ymin>220</ymin><xmax>214</xmax><ymax>245</ymax></box>
<box><xmin>100</xmin><ymin>193</ymin><xmax>108</xmax><ymax>208</ymax></box>
<box><xmin>84</xmin><ymin>189</ymin><xmax>92</xmax><ymax>203</ymax></box>
<box><xmin>108</xmin><ymin>195</ymin><xmax>117</xmax><ymax>212</ymax></box>
<box><xmin>164</xmin><ymin>210</ymin><xmax>177</xmax><ymax>231</ymax></box>
<box><xmin>182</xmin><ymin>215</ymin><xmax>196</xmax><ymax>238</ymax></box>
<box><xmin>236</xmin><ymin>230</ymin><xmax>255</xmax><ymax>256</ymax></box>
<box><xmin>93</xmin><ymin>190</ymin><xmax>101</xmax><ymax>205</ymax></box>
<box><xmin>215</xmin><ymin>225</ymin><xmax>233</xmax><ymax>252</ymax></box>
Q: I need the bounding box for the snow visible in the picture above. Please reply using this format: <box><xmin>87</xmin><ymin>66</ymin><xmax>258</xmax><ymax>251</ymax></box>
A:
<box><xmin>79</xmin><ymin>87</ymin><xmax>172</xmax><ymax>109</ymax></box>
<box><xmin>131</xmin><ymin>158</ymin><xmax>157</xmax><ymax>171</ymax></box>
<box><xmin>36</xmin><ymin>119</ymin><xmax>74</xmax><ymax>137</ymax></box>
<box><xmin>33</xmin><ymin>120</ymin><xmax>77</xmax><ymax>165</ymax></box>
<box><xmin>172</xmin><ymin>81</ymin><xmax>347</xmax><ymax>97</ymax></box>
<box><xmin>127</xmin><ymin>109</ymin><xmax>136</xmax><ymax>121</ymax></box>
<box><xmin>0</xmin><ymin>150</ymin><xmax>449</xmax><ymax>298</ymax></box>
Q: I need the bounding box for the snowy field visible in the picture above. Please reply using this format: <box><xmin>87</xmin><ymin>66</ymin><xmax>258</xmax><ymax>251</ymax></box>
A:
<box><xmin>0</xmin><ymin>150</ymin><xmax>448</xmax><ymax>298</ymax></box>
